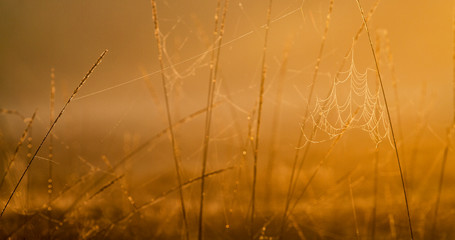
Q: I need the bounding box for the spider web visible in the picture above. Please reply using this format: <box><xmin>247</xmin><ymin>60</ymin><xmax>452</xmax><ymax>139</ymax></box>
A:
<box><xmin>304</xmin><ymin>50</ymin><xmax>392</xmax><ymax>147</ymax></box>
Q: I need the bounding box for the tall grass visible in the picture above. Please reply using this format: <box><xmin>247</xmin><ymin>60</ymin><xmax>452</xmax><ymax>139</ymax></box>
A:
<box><xmin>431</xmin><ymin>127</ymin><xmax>452</xmax><ymax>239</ymax></box>
<box><xmin>0</xmin><ymin>110</ymin><xmax>37</xmax><ymax>189</ymax></box>
<box><xmin>288</xmin><ymin>108</ymin><xmax>360</xmax><ymax>217</ymax></box>
<box><xmin>0</xmin><ymin>50</ymin><xmax>107</xmax><ymax>218</ymax></box>
<box><xmin>251</xmin><ymin>0</ymin><xmax>272</xmax><ymax>238</ymax></box>
<box><xmin>150</xmin><ymin>1</ymin><xmax>189</xmax><ymax>238</ymax></box>
<box><xmin>1</xmin><ymin>0</ymin><xmax>453</xmax><ymax>239</ymax></box>
<box><xmin>199</xmin><ymin>1</ymin><xmax>229</xmax><ymax>239</ymax></box>
<box><xmin>47</xmin><ymin>67</ymin><xmax>55</xmax><ymax>240</ymax></box>
<box><xmin>88</xmin><ymin>167</ymin><xmax>234</xmax><ymax>239</ymax></box>
<box><xmin>354</xmin><ymin>0</ymin><xmax>413</xmax><ymax>238</ymax></box>
<box><xmin>278</xmin><ymin>1</ymin><xmax>382</xmax><ymax>234</ymax></box>
<box><xmin>280</xmin><ymin>0</ymin><xmax>334</xmax><ymax>237</ymax></box>
<box><xmin>25</xmin><ymin>114</ymin><xmax>33</xmax><ymax>223</ymax></box>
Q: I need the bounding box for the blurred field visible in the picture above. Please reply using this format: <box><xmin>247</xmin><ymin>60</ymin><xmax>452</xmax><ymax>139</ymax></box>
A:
<box><xmin>1</xmin><ymin>0</ymin><xmax>454</xmax><ymax>239</ymax></box>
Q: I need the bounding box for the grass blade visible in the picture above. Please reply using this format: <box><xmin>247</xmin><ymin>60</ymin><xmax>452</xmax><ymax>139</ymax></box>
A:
<box><xmin>354</xmin><ymin>0</ymin><xmax>413</xmax><ymax>238</ymax></box>
<box><xmin>0</xmin><ymin>50</ymin><xmax>107</xmax><ymax>218</ymax></box>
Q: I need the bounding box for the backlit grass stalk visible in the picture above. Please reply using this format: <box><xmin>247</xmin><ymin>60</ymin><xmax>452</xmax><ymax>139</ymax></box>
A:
<box><xmin>89</xmin><ymin>167</ymin><xmax>234</xmax><ymax>239</ymax></box>
<box><xmin>25</xmin><ymin>119</ymin><xmax>33</xmax><ymax>227</ymax></box>
<box><xmin>431</xmin><ymin>127</ymin><xmax>452</xmax><ymax>239</ymax></box>
<box><xmin>5</xmin><ymin>167</ymin><xmax>101</xmax><ymax>239</ymax></box>
<box><xmin>334</xmin><ymin>0</ymin><xmax>380</xmax><ymax>82</ymax></box>
<box><xmin>354</xmin><ymin>0</ymin><xmax>413</xmax><ymax>238</ymax></box>
<box><xmin>150</xmin><ymin>1</ymin><xmax>189</xmax><ymax>239</ymax></box>
<box><xmin>88</xmin><ymin>174</ymin><xmax>125</xmax><ymax>200</ymax></box>
<box><xmin>288</xmin><ymin>0</ymin><xmax>380</xmax><ymax>201</ymax></box>
<box><xmin>251</xmin><ymin>0</ymin><xmax>272</xmax><ymax>237</ymax></box>
<box><xmin>0</xmin><ymin>110</ymin><xmax>37</xmax><ymax>188</ymax></box>
<box><xmin>63</xmin><ymin>105</ymin><xmax>220</xmax><ymax>213</ymax></box>
<box><xmin>280</xmin><ymin>0</ymin><xmax>334</xmax><ymax>236</ymax></box>
<box><xmin>0</xmin><ymin>49</ymin><xmax>107</xmax><ymax>218</ymax></box>
<box><xmin>288</xmin><ymin>108</ymin><xmax>360</xmax><ymax>216</ymax></box>
<box><xmin>101</xmin><ymin>155</ymin><xmax>138</xmax><ymax>209</ymax></box>
<box><xmin>199</xmin><ymin>1</ymin><xmax>229</xmax><ymax>239</ymax></box>
<box><xmin>47</xmin><ymin>68</ymin><xmax>55</xmax><ymax>240</ymax></box>
<box><xmin>218</xmin><ymin>103</ymin><xmax>257</xmax><ymax>237</ymax></box>
<box><xmin>115</xmin><ymin>103</ymin><xmax>222</xmax><ymax>172</ymax></box>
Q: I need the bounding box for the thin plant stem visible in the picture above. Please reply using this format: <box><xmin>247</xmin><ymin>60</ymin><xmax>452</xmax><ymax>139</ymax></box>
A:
<box><xmin>25</xmin><ymin>118</ymin><xmax>33</xmax><ymax>230</ymax></box>
<box><xmin>279</xmin><ymin>0</ymin><xmax>380</xmax><ymax>232</ymax></box>
<box><xmin>199</xmin><ymin>1</ymin><xmax>229</xmax><ymax>239</ymax></box>
<box><xmin>280</xmin><ymin>0</ymin><xmax>334</xmax><ymax>237</ymax></box>
<box><xmin>354</xmin><ymin>0</ymin><xmax>413</xmax><ymax>238</ymax></box>
<box><xmin>0</xmin><ymin>111</ymin><xmax>37</xmax><ymax>188</ymax></box>
<box><xmin>0</xmin><ymin>50</ymin><xmax>107</xmax><ymax>218</ymax></box>
<box><xmin>150</xmin><ymin>1</ymin><xmax>189</xmax><ymax>239</ymax></box>
<box><xmin>89</xmin><ymin>167</ymin><xmax>234</xmax><ymax>239</ymax></box>
<box><xmin>288</xmin><ymin>108</ymin><xmax>360</xmax><ymax>216</ymax></box>
<box><xmin>251</xmin><ymin>0</ymin><xmax>272</xmax><ymax>238</ymax></box>
<box><xmin>47</xmin><ymin>67</ymin><xmax>55</xmax><ymax>240</ymax></box>
<box><xmin>431</xmin><ymin>129</ymin><xmax>451</xmax><ymax>239</ymax></box>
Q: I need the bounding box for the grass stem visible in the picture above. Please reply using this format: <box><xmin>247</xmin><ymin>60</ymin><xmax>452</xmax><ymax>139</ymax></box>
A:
<box><xmin>0</xmin><ymin>50</ymin><xmax>107</xmax><ymax>218</ymax></box>
<box><xmin>354</xmin><ymin>0</ymin><xmax>413</xmax><ymax>238</ymax></box>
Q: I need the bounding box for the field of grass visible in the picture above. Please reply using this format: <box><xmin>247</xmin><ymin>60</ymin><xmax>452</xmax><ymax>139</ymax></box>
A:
<box><xmin>1</xmin><ymin>0</ymin><xmax>454</xmax><ymax>239</ymax></box>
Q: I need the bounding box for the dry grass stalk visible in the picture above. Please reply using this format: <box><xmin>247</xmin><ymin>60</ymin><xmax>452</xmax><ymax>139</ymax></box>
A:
<box><xmin>280</xmin><ymin>0</ymin><xmax>334</xmax><ymax>237</ymax></box>
<box><xmin>431</xmin><ymin>128</ymin><xmax>452</xmax><ymax>239</ymax></box>
<box><xmin>334</xmin><ymin>0</ymin><xmax>381</xmax><ymax>82</ymax></box>
<box><xmin>88</xmin><ymin>174</ymin><xmax>125</xmax><ymax>200</ymax></box>
<box><xmin>378</xmin><ymin>32</ymin><xmax>408</xmax><ymax>184</ymax></box>
<box><xmin>199</xmin><ymin>1</ymin><xmax>229</xmax><ymax>239</ymax></box>
<box><xmin>288</xmin><ymin>108</ymin><xmax>360</xmax><ymax>217</ymax></box>
<box><xmin>63</xmin><ymin>104</ymin><xmax>220</xmax><ymax>217</ymax></box>
<box><xmin>150</xmin><ymin>1</ymin><xmax>189</xmax><ymax>238</ymax></box>
<box><xmin>251</xmin><ymin>0</ymin><xmax>272</xmax><ymax>237</ymax></box>
<box><xmin>283</xmin><ymin>3</ymin><xmax>381</xmax><ymax>214</ymax></box>
<box><xmin>354</xmin><ymin>0</ymin><xmax>413</xmax><ymax>238</ymax></box>
<box><xmin>25</xmin><ymin>119</ymin><xmax>33</xmax><ymax>222</ymax></box>
<box><xmin>89</xmin><ymin>167</ymin><xmax>234</xmax><ymax>239</ymax></box>
<box><xmin>101</xmin><ymin>155</ymin><xmax>138</xmax><ymax>209</ymax></box>
<box><xmin>0</xmin><ymin>50</ymin><xmax>107</xmax><ymax>218</ymax></box>
<box><xmin>0</xmin><ymin>110</ymin><xmax>37</xmax><ymax>188</ymax></box>
<box><xmin>47</xmin><ymin>67</ymin><xmax>56</xmax><ymax>239</ymax></box>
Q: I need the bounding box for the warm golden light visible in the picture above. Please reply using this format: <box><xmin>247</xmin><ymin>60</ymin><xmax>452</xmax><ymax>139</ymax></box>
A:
<box><xmin>0</xmin><ymin>0</ymin><xmax>453</xmax><ymax>239</ymax></box>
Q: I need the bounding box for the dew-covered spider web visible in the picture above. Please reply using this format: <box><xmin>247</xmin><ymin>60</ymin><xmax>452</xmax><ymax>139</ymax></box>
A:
<box><xmin>304</xmin><ymin>49</ymin><xmax>392</xmax><ymax>147</ymax></box>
